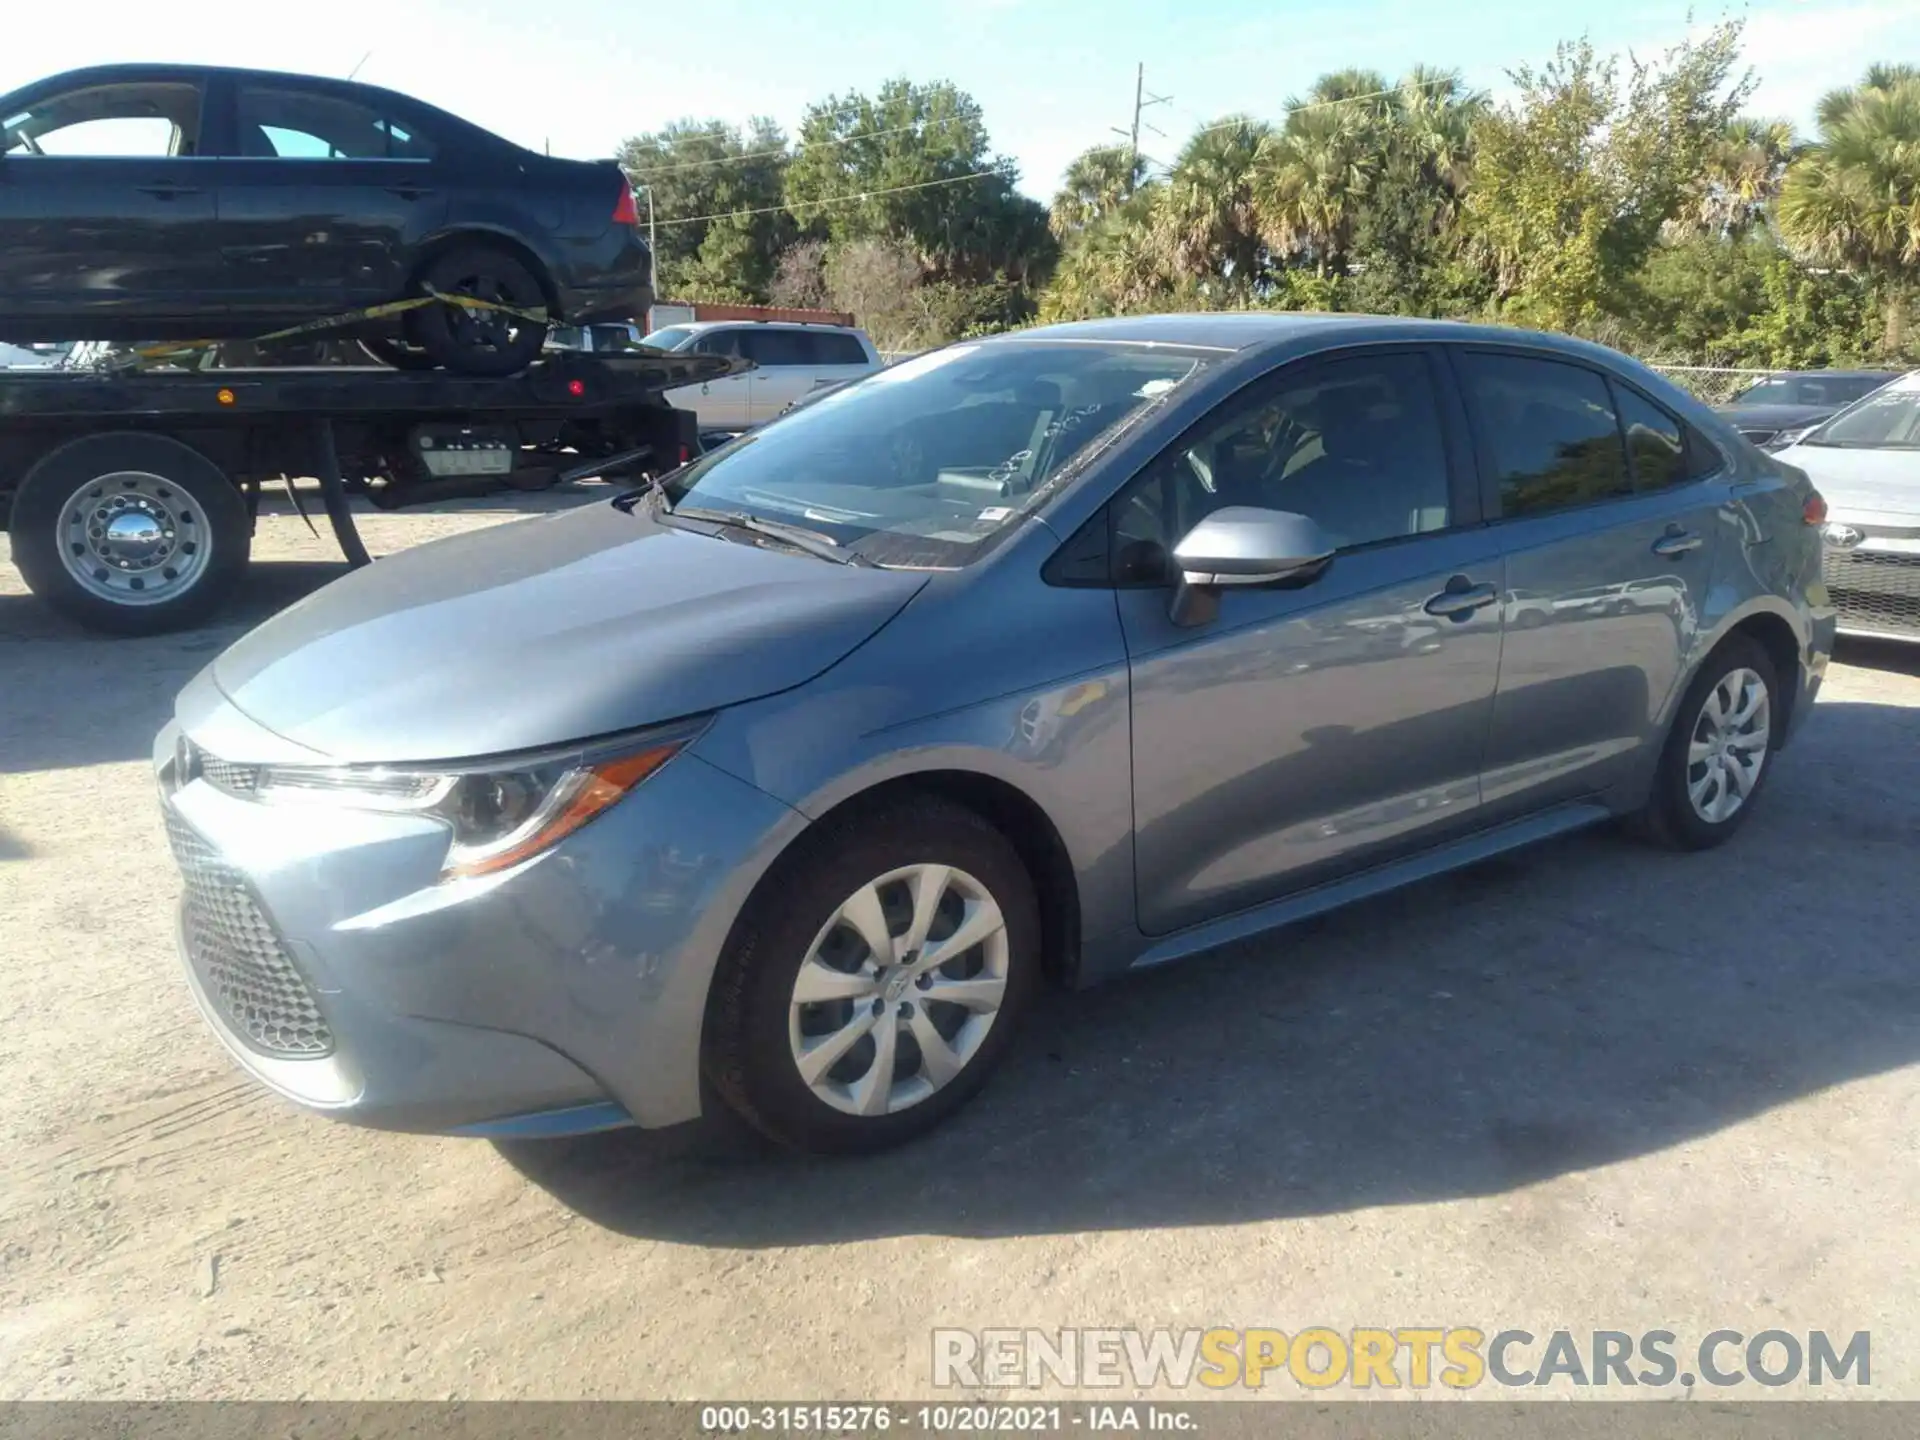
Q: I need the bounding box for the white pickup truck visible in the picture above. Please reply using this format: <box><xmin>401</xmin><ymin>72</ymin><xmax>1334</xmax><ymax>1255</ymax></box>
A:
<box><xmin>635</xmin><ymin>320</ymin><xmax>883</xmax><ymax>432</ymax></box>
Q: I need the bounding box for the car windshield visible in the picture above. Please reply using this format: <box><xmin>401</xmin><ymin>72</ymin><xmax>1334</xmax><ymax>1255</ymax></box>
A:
<box><xmin>1802</xmin><ymin>374</ymin><xmax>1920</xmax><ymax>449</ymax></box>
<box><xmin>639</xmin><ymin>326</ymin><xmax>696</xmax><ymax>351</ymax></box>
<box><xmin>655</xmin><ymin>340</ymin><xmax>1214</xmax><ymax>567</ymax></box>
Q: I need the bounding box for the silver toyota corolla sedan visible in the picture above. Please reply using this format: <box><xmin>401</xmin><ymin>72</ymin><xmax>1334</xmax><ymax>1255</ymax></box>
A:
<box><xmin>1771</xmin><ymin>369</ymin><xmax>1920</xmax><ymax>644</ymax></box>
<box><xmin>155</xmin><ymin>315</ymin><xmax>1836</xmax><ymax>1154</ymax></box>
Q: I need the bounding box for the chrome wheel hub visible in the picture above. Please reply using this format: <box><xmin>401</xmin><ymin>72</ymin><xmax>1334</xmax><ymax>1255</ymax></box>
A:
<box><xmin>1686</xmin><ymin>666</ymin><xmax>1771</xmax><ymax>824</ymax></box>
<box><xmin>788</xmin><ymin>863</ymin><xmax>1009</xmax><ymax>1118</ymax></box>
<box><xmin>55</xmin><ymin>471</ymin><xmax>210</xmax><ymax>605</ymax></box>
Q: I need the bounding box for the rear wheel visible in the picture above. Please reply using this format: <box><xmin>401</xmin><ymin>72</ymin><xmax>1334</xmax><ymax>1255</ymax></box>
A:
<box><xmin>410</xmin><ymin>244</ymin><xmax>551</xmax><ymax>376</ymax></box>
<box><xmin>1628</xmin><ymin>634</ymin><xmax>1781</xmax><ymax>850</ymax></box>
<box><xmin>704</xmin><ymin>796</ymin><xmax>1040</xmax><ymax>1154</ymax></box>
<box><xmin>9</xmin><ymin>433</ymin><xmax>251</xmax><ymax>635</ymax></box>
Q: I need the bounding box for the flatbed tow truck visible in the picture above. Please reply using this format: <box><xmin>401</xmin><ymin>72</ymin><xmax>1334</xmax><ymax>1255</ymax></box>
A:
<box><xmin>0</xmin><ymin>347</ymin><xmax>731</xmax><ymax>634</ymax></box>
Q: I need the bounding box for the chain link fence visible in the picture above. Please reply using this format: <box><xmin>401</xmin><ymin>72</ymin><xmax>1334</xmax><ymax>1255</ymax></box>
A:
<box><xmin>1643</xmin><ymin>364</ymin><xmax>1774</xmax><ymax>407</ymax></box>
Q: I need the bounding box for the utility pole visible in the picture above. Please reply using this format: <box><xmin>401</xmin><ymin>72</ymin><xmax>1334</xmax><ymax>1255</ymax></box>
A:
<box><xmin>1112</xmin><ymin>63</ymin><xmax>1172</xmax><ymax>194</ymax></box>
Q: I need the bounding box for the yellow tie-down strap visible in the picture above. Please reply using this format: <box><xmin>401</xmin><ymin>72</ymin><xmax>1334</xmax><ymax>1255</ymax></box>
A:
<box><xmin>107</xmin><ymin>286</ymin><xmax>554</xmax><ymax>372</ymax></box>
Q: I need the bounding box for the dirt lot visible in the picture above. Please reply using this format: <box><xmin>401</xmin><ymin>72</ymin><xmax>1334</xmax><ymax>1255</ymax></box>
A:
<box><xmin>3</xmin><ymin>493</ymin><xmax>1919</xmax><ymax>1402</ymax></box>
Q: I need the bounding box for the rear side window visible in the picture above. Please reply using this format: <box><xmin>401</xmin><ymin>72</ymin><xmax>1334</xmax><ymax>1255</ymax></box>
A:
<box><xmin>740</xmin><ymin>330</ymin><xmax>813</xmax><ymax>366</ymax></box>
<box><xmin>1459</xmin><ymin>353</ymin><xmax>1631</xmax><ymax>517</ymax></box>
<box><xmin>1616</xmin><ymin>388</ymin><xmax>1691</xmax><ymax>491</ymax></box>
<box><xmin>236</xmin><ymin>86</ymin><xmax>436</xmax><ymax>160</ymax></box>
<box><xmin>812</xmin><ymin>332</ymin><xmax>869</xmax><ymax>365</ymax></box>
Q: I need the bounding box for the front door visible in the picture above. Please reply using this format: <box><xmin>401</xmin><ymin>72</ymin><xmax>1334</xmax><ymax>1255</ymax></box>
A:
<box><xmin>0</xmin><ymin>77</ymin><xmax>222</xmax><ymax>331</ymax></box>
<box><xmin>1115</xmin><ymin>349</ymin><xmax>1504</xmax><ymax>936</ymax></box>
<box><xmin>667</xmin><ymin>328</ymin><xmax>752</xmax><ymax>430</ymax></box>
<box><xmin>1451</xmin><ymin>348</ymin><xmax>1729</xmax><ymax>813</ymax></box>
<box><xmin>211</xmin><ymin>79</ymin><xmax>449</xmax><ymax>318</ymax></box>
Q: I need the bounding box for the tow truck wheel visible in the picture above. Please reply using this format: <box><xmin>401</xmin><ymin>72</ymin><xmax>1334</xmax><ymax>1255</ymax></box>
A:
<box><xmin>411</xmin><ymin>244</ymin><xmax>551</xmax><ymax>377</ymax></box>
<box><xmin>10</xmin><ymin>433</ymin><xmax>251</xmax><ymax>636</ymax></box>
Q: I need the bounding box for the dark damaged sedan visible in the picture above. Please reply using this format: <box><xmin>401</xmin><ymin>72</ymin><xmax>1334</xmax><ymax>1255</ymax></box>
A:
<box><xmin>0</xmin><ymin>65</ymin><xmax>652</xmax><ymax>374</ymax></box>
<box><xmin>156</xmin><ymin>315</ymin><xmax>1833</xmax><ymax>1155</ymax></box>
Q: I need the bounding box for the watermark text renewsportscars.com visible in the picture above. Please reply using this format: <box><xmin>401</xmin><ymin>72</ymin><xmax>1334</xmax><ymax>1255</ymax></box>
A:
<box><xmin>933</xmin><ymin>1327</ymin><xmax>1871</xmax><ymax>1391</ymax></box>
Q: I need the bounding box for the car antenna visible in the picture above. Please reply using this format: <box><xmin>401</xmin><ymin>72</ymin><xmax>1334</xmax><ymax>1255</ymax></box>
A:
<box><xmin>346</xmin><ymin>50</ymin><xmax>373</xmax><ymax>80</ymax></box>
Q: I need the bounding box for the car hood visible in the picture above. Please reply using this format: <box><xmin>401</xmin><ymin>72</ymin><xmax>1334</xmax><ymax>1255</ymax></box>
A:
<box><xmin>1717</xmin><ymin>402</ymin><xmax>1834</xmax><ymax>431</ymax></box>
<box><xmin>1774</xmin><ymin>443</ymin><xmax>1920</xmax><ymax>529</ymax></box>
<box><xmin>206</xmin><ymin>498</ymin><xmax>928</xmax><ymax>764</ymax></box>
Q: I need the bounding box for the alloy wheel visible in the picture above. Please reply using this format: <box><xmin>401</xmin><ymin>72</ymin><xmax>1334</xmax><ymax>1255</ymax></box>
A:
<box><xmin>1685</xmin><ymin>666</ymin><xmax>1771</xmax><ymax>824</ymax></box>
<box><xmin>787</xmin><ymin>863</ymin><xmax>1010</xmax><ymax>1117</ymax></box>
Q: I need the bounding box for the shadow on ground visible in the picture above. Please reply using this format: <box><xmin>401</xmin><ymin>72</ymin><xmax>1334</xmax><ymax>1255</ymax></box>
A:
<box><xmin>501</xmin><ymin>694</ymin><xmax>1920</xmax><ymax>1247</ymax></box>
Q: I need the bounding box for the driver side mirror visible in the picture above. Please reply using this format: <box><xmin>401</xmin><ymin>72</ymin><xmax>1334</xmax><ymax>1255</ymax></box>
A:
<box><xmin>1167</xmin><ymin>506</ymin><xmax>1336</xmax><ymax>627</ymax></box>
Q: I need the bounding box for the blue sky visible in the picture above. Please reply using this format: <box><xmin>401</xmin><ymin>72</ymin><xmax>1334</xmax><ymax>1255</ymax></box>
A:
<box><xmin>7</xmin><ymin>0</ymin><xmax>1907</xmax><ymax>203</ymax></box>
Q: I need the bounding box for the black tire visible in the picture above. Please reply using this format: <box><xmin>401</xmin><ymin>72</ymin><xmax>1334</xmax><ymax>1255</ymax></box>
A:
<box><xmin>358</xmin><ymin>336</ymin><xmax>439</xmax><ymax>371</ymax></box>
<box><xmin>1628</xmin><ymin>634</ymin><xmax>1782</xmax><ymax>850</ymax></box>
<box><xmin>704</xmin><ymin>795</ymin><xmax>1041</xmax><ymax>1155</ymax></box>
<box><xmin>410</xmin><ymin>244</ymin><xmax>551</xmax><ymax>377</ymax></box>
<box><xmin>10</xmin><ymin>433</ymin><xmax>251</xmax><ymax>636</ymax></box>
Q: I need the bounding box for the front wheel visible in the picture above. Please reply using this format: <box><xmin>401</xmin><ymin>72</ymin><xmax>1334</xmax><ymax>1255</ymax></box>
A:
<box><xmin>9</xmin><ymin>433</ymin><xmax>251</xmax><ymax>635</ymax></box>
<box><xmin>704</xmin><ymin>796</ymin><xmax>1041</xmax><ymax>1154</ymax></box>
<box><xmin>1628</xmin><ymin>635</ymin><xmax>1781</xmax><ymax>850</ymax></box>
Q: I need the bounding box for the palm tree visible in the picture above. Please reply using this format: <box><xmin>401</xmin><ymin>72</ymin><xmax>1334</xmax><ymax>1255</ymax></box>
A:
<box><xmin>1157</xmin><ymin>117</ymin><xmax>1270</xmax><ymax>284</ymax></box>
<box><xmin>1254</xmin><ymin>99</ymin><xmax>1381</xmax><ymax>277</ymax></box>
<box><xmin>1049</xmin><ymin>146</ymin><xmax>1145</xmax><ymax>237</ymax></box>
<box><xmin>1695</xmin><ymin>118</ymin><xmax>1798</xmax><ymax>235</ymax></box>
<box><xmin>1779</xmin><ymin>70</ymin><xmax>1920</xmax><ymax>350</ymax></box>
<box><xmin>1383</xmin><ymin>66</ymin><xmax>1487</xmax><ymax>233</ymax></box>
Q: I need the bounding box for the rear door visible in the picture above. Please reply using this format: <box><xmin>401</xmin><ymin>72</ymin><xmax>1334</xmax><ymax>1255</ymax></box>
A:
<box><xmin>0</xmin><ymin>76</ymin><xmax>222</xmax><ymax>326</ymax></box>
<box><xmin>206</xmin><ymin>77</ymin><xmax>448</xmax><ymax>317</ymax></box>
<box><xmin>1453</xmin><ymin>347</ymin><xmax>1732</xmax><ymax>815</ymax></box>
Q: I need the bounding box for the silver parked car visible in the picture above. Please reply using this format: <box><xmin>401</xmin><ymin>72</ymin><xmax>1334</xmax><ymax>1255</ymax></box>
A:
<box><xmin>1771</xmin><ymin>370</ymin><xmax>1920</xmax><ymax>643</ymax></box>
<box><xmin>155</xmin><ymin>315</ymin><xmax>1836</xmax><ymax>1155</ymax></box>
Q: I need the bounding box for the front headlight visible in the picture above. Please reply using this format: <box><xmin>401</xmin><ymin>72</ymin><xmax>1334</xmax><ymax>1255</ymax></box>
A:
<box><xmin>1766</xmin><ymin>426</ymin><xmax>1814</xmax><ymax>451</ymax></box>
<box><xmin>252</xmin><ymin>722</ymin><xmax>701</xmax><ymax>878</ymax></box>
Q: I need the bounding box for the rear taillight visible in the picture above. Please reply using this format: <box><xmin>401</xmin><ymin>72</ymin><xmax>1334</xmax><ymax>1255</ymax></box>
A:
<box><xmin>612</xmin><ymin>176</ymin><xmax>640</xmax><ymax>227</ymax></box>
<box><xmin>1803</xmin><ymin>490</ymin><xmax>1828</xmax><ymax>525</ymax></box>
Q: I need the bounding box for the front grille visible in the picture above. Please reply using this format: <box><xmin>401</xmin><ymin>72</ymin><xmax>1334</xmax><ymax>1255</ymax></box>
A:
<box><xmin>179</xmin><ymin>737</ymin><xmax>259</xmax><ymax>796</ymax></box>
<box><xmin>164</xmin><ymin>806</ymin><xmax>333</xmax><ymax>1057</ymax></box>
<box><xmin>1823</xmin><ymin>546</ymin><xmax>1920</xmax><ymax>639</ymax></box>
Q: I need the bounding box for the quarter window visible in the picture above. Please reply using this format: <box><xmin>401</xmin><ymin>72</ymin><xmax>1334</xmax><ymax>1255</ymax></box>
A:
<box><xmin>1111</xmin><ymin>352</ymin><xmax>1454</xmax><ymax>583</ymax></box>
<box><xmin>1458</xmin><ymin>353</ymin><xmax>1631</xmax><ymax>517</ymax></box>
<box><xmin>236</xmin><ymin>86</ymin><xmax>435</xmax><ymax>160</ymax></box>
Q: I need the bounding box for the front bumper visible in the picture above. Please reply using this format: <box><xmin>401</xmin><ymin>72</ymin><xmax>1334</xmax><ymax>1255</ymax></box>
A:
<box><xmin>153</xmin><ymin>713</ymin><xmax>805</xmax><ymax>1135</ymax></box>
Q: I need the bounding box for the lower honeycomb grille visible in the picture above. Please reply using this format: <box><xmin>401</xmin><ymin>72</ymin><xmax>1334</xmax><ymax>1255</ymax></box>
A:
<box><xmin>164</xmin><ymin>807</ymin><xmax>333</xmax><ymax>1057</ymax></box>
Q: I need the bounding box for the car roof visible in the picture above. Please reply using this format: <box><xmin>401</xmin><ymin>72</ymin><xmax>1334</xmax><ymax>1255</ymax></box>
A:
<box><xmin>991</xmin><ymin>312</ymin><xmax>1632</xmax><ymax>359</ymax></box>
<box><xmin>673</xmin><ymin>320</ymin><xmax>866</xmax><ymax>335</ymax></box>
<box><xmin>4</xmin><ymin>64</ymin><xmax>515</xmax><ymax>150</ymax></box>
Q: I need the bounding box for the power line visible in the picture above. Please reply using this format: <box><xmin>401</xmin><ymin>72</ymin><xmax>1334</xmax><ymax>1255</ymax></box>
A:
<box><xmin>653</xmin><ymin>167</ymin><xmax>1008</xmax><ymax>229</ymax></box>
<box><xmin>630</xmin><ymin>118</ymin><xmax>942</xmax><ymax>178</ymax></box>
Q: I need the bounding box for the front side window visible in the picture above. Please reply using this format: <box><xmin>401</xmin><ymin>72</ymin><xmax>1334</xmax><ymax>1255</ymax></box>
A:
<box><xmin>689</xmin><ymin>330</ymin><xmax>743</xmax><ymax>358</ymax></box>
<box><xmin>1803</xmin><ymin>373</ymin><xmax>1920</xmax><ymax>449</ymax></box>
<box><xmin>235</xmin><ymin>86</ymin><xmax>435</xmax><ymax>160</ymax></box>
<box><xmin>659</xmin><ymin>340</ymin><xmax>1213</xmax><ymax>567</ymax></box>
<box><xmin>1459</xmin><ymin>353</ymin><xmax>1631</xmax><ymax>517</ymax></box>
<box><xmin>1</xmin><ymin>82</ymin><xmax>201</xmax><ymax>157</ymax></box>
<box><xmin>1111</xmin><ymin>352</ymin><xmax>1454</xmax><ymax>584</ymax></box>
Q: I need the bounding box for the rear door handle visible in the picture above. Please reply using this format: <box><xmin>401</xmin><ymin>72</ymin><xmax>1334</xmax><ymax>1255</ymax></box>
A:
<box><xmin>1652</xmin><ymin>529</ymin><xmax>1704</xmax><ymax>557</ymax></box>
<box><xmin>385</xmin><ymin>186</ymin><xmax>434</xmax><ymax>201</ymax></box>
<box><xmin>138</xmin><ymin>185</ymin><xmax>202</xmax><ymax>199</ymax></box>
<box><xmin>1424</xmin><ymin>577</ymin><xmax>1499</xmax><ymax>620</ymax></box>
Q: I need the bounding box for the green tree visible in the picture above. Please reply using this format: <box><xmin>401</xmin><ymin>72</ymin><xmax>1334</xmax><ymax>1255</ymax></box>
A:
<box><xmin>1040</xmin><ymin>185</ymin><xmax>1182</xmax><ymax>320</ymax></box>
<box><xmin>783</xmin><ymin>79</ymin><xmax>1051</xmax><ymax>286</ymax></box>
<box><xmin>1157</xmin><ymin>116</ymin><xmax>1270</xmax><ymax>288</ymax></box>
<box><xmin>1778</xmin><ymin>67</ymin><xmax>1920</xmax><ymax>350</ymax></box>
<box><xmin>1690</xmin><ymin>118</ymin><xmax>1798</xmax><ymax>236</ymax></box>
<box><xmin>1468</xmin><ymin>23</ymin><xmax>1753</xmax><ymax>328</ymax></box>
<box><xmin>617</xmin><ymin>119</ymin><xmax>793</xmax><ymax>301</ymax></box>
<box><xmin>1050</xmin><ymin>145</ymin><xmax>1146</xmax><ymax>237</ymax></box>
<box><xmin>1254</xmin><ymin>101</ymin><xmax>1379</xmax><ymax>277</ymax></box>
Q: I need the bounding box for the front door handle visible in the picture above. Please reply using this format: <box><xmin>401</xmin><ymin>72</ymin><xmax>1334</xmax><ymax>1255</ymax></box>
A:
<box><xmin>1652</xmin><ymin>528</ymin><xmax>1704</xmax><ymax>557</ymax></box>
<box><xmin>1424</xmin><ymin>576</ymin><xmax>1499</xmax><ymax>620</ymax></box>
<box><xmin>384</xmin><ymin>186</ymin><xmax>433</xmax><ymax>201</ymax></box>
<box><xmin>138</xmin><ymin>185</ymin><xmax>202</xmax><ymax>199</ymax></box>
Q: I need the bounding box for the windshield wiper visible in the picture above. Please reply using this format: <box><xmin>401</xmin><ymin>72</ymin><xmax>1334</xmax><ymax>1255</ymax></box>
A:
<box><xmin>669</xmin><ymin>504</ymin><xmax>869</xmax><ymax>565</ymax></box>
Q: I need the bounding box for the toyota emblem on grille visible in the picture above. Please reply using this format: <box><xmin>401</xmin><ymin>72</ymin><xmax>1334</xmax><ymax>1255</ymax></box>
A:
<box><xmin>1824</xmin><ymin>523</ymin><xmax>1865</xmax><ymax>549</ymax></box>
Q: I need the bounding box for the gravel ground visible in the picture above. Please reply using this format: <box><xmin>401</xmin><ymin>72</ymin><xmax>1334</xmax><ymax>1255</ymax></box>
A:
<box><xmin>2</xmin><ymin>492</ymin><xmax>1918</xmax><ymax>1402</ymax></box>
